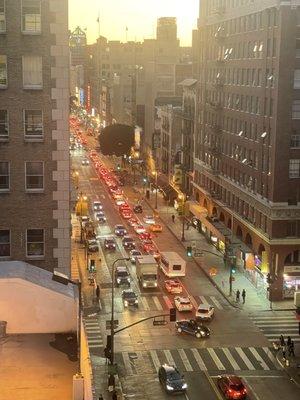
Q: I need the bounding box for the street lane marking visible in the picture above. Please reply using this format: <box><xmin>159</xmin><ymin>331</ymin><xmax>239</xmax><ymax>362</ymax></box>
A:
<box><xmin>163</xmin><ymin>295</ymin><xmax>173</xmax><ymax>309</ymax></box>
<box><xmin>235</xmin><ymin>348</ymin><xmax>255</xmax><ymax>370</ymax></box>
<box><xmin>249</xmin><ymin>347</ymin><xmax>270</xmax><ymax>370</ymax></box>
<box><xmin>150</xmin><ymin>350</ymin><xmax>160</xmax><ymax>372</ymax></box>
<box><xmin>207</xmin><ymin>348</ymin><xmax>225</xmax><ymax>370</ymax></box>
<box><xmin>210</xmin><ymin>296</ymin><xmax>223</xmax><ymax>310</ymax></box>
<box><xmin>153</xmin><ymin>296</ymin><xmax>163</xmax><ymax>311</ymax></box>
<box><xmin>262</xmin><ymin>347</ymin><xmax>281</xmax><ymax>370</ymax></box>
<box><xmin>191</xmin><ymin>348</ymin><xmax>207</xmax><ymax>371</ymax></box>
<box><xmin>122</xmin><ymin>352</ymin><xmax>134</xmax><ymax>375</ymax></box>
<box><xmin>164</xmin><ymin>350</ymin><xmax>176</xmax><ymax>366</ymax></box>
<box><xmin>89</xmin><ymin>344</ymin><xmax>103</xmax><ymax>348</ymax></box>
<box><xmin>243</xmin><ymin>378</ymin><xmax>262</xmax><ymax>400</ymax></box>
<box><xmin>140</xmin><ymin>296</ymin><xmax>150</xmax><ymax>311</ymax></box>
<box><xmin>222</xmin><ymin>348</ymin><xmax>241</xmax><ymax>370</ymax></box>
<box><xmin>178</xmin><ymin>349</ymin><xmax>193</xmax><ymax>371</ymax></box>
<box><xmin>199</xmin><ymin>295</ymin><xmax>209</xmax><ymax>305</ymax></box>
<box><xmin>189</xmin><ymin>295</ymin><xmax>198</xmax><ymax>309</ymax></box>
<box><xmin>203</xmin><ymin>370</ymin><xmax>223</xmax><ymax>400</ymax></box>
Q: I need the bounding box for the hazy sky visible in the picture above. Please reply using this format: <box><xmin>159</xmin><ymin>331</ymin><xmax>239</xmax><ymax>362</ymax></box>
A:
<box><xmin>69</xmin><ymin>0</ymin><xmax>199</xmax><ymax>46</ymax></box>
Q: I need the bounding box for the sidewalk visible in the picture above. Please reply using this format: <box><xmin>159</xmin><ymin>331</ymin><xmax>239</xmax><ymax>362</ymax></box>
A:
<box><xmin>276</xmin><ymin>343</ymin><xmax>300</xmax><ymax>387</ymax></box>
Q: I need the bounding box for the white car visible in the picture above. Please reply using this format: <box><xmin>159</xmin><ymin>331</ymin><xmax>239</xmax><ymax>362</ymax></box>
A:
<box><xmin>143</xmin><ymin>215</ymin><xmax>155</xmax><ymax>225</ymax></box>
<box><xmin>93</xmin><ymin>201</ymin><xmax>103</xmax><ymax>211</ymax></box>
<box><xmin>134</xmin><ymin>225</ymin><xmax>146</xmax><ymax>234</ymax></box>
<box><xmin>195</xmin><ymin>304</ymin><xmax>215</xmax><ymax>321</ymax></box>
<box><xmin>81</xmin><ymin>158</ymin><xmax>90</xmax><ymax>165</ymax></box>
<box><xmin>129</xmin><ymin>249</ymin><xmax>142</xmax><ymax>263</ymax></box>
<box><xmin>174</xmin><ymin>296</ymin><xmax>193</xmax><ymax>312</ymax></box>
<box><xmin>115</xmin><ymin>197</ymin><xmax>126</xmax><ymax>206</ymax></box>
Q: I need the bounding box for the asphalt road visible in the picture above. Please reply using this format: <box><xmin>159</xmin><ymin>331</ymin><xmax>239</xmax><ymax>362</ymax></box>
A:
<box><xmin>71</xmin><ymin>142</ymin><xmax>300</xmax><ymax>400</ymax></box>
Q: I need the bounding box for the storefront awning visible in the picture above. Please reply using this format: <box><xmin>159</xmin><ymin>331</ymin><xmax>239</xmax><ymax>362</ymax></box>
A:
<box><xmin>187</xmin><ymin>201</ymin><xmax>208</xmax><ymax>220</ymax></box>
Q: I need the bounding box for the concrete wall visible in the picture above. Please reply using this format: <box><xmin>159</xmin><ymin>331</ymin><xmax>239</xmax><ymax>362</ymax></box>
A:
<box><xmin>80</xmin><ymin>319</ymin><xmax>94</xmax><ymax>400</ymax></box>
<box><xmin>0</xmin><ymin>278</ymin><xmax>77</xmax><ymax>334</ymax></box>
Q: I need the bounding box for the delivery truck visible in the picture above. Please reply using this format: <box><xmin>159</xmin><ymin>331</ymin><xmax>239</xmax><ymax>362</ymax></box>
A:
<box><xmin>136</xmin><ymin>255</ymin><xmax>158</xmax><ymax>288</ymax></box>
<box><xmin>160</xmin><ymin>251</ymin><xmax>186</xmax><ymax>277</ymax></box>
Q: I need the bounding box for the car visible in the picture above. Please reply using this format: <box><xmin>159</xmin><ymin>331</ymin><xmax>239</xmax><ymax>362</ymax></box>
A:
<box><xmin>115</xmin><ymin>266</ymin><xmax>131</xmax><ymax>286</ymax></box>
<box><xmin>122</xmin><ymin>236</ymin><xmax>136</xmax><ymax>250</ymax></box>
<box><xmin>128</xmin><ymin>217</ymin><xmax>139</xmax><ymax>227</ymax></box>
<box><xmin>93</xmin><ymin>201</ymin><xmax>103</xmax><ymax>211</ymax></box>
<box><xmin>114</xmin><ymin>224</ymin><xmax>127</xmax><ymax>236</ymax></box>
<box><xmin>174</xmin><ymin>296</ymin><xmax>193</xmax><ymax>312</ymax></box>
<box><xmin>119</xmin><ymin>203</ymin><xmax>130</xmax><ymax>211</ymax></box>
<box><xmin>115</xmin><ymin>197</ymin><xmax>126</xmax><ymax>206</ymax></box>
<box><xmin>134</xmin><ymin>225</ymin><xmax>146</xmax><ymax>234</ymax></box>
<box><xmin>133</xmin><ymin>204</ymin><xmax>143</xmax><ymax>213</ymax></box>
<box><xmin>122</xmin><ymin>289</ymin><xmax>138</xmax><ymax>307</ymax></box>
<box><xmin>129</xmin><ymin>249</ymin><xmax>142</xmax><ymax>263</ymax></box>
<box><xmin>142</xmin><ymin>240</ymin><xmax>155</xmax><ymax>253</ymax></box>
<box><xmin>87</xmin><ymin>239</ymin><xmax>99</xmax><ymax>253</ymax></box>
<box><xmin>120</xmin><ymin>209</ymin><xmax>132</xmax><ymax>219</ymax></box>
<box><xmin>158</xmin><ymin>364</ymin><xmax>187</xmax><ymax>393</ymax></box>
<box><xmin>175</xmin><ymin>319</ymin><xmax>210</xmax><ymax>338</ymax></box>
<box><xmin>150</xmin><ymin>223</ymin><xmax>163</xmax><ymax>233</ymax></box>
<box><xmin>217</xmin><ymin>375</ymin><xmax>247</xmax><ymax>400</ymax></box>
<box><xmin>195</xmin><ymin>304</ymin><xmax>215</xmax><ymax>321</ymax></box>
<box><xmin>138</xmin><ymin>232</ymin><xmax>152</xmax><ymax>242</ymax></box>
<box><xmin>104</xmin><ymin>238</ymin><xmax>116</xmax><ymax>250</ymax></box>
<box><xmin>95</xmin><ymin>210</ymin><xmax>105</xmax><ymax>218</ymax></box>
<box><xmin>95</xmin><ymin>213</ymin><xmax>106</xmax><ymax>223</ymax></box>
<box><xmin>143</xmin><ymin>215</ymin><xmax>155</xmax><ymax>225</ymax></box>
<box><xmin>165</xmin><ymin>279</ymin><xmax>183</xmax><ymax>294</ymax></box>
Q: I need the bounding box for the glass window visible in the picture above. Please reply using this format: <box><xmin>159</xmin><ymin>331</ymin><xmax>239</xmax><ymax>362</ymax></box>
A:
<box><xmin>24</xmin><ymin>110</ymin><xmax>43</xmax><ymax>139</ymax></box>
<box><xmin>291</xmin><ymin>134</ymin><xmax>300</xmax><ymax>148</ymax></box>
<box><xmin>22</xmin><ymin>0</ymin><xmax>41</xmax><ymax>33</ymax></box>
<box><xmin>22</xmin><ymin>55</ymin><xmax>42</xmax><ymax>89</ymax></box>
<box><xmin>289</xmin><ymin>159</ymin><xmax>300</xmax><ymax>178</ymax></box>
<box><xmin>292</xmin><ymin>100</ymin><xmax>300</xmax><ymax>119</ymax></box>
<box><xmin>0</xmin><ymin>161</ymin><xmax>9</xmax><ymax>190</ymax></box>
<box><xmin>0</xmin><ymin>229</ymin><xmax>10</xmax><ymax>257</ymax></box>
<box><xmin>0</xmin><ymin>109</ymin><xmax>8</xmax><ymax>138</ymax></box>
<box><xmin>25</xmin><ymin>161</ymin><xmax>44</xmax><ymax>190</ymax></box>
<box><xmin>26</xmin><ymin>229</ymin><xmax>44</xmax><ymax>257</ymax></box>
<box><xmin>294</xmin><ymin>70</ymin><xmax>300</xmax><ymax>89</ymax></box>
<box><xmin>0</xmin><ymin>55</ymin><xmax>7</xmax><ymax>87</ymax></box>
<box><xmin>0</xmin><ymin>0</ymin><xmax>5</xmax><ymax>32</ymax></box>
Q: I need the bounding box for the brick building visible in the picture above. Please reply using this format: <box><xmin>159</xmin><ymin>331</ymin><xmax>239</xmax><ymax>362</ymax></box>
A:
<box><xmin>192</xmin><ymin>0</ymin><xmax>300</xmax><ymax>300</ymax></box>
<box><xmin>0</xmin><ymin>0</ymin><xmax>70</xmax><ymax>274</ymax></box>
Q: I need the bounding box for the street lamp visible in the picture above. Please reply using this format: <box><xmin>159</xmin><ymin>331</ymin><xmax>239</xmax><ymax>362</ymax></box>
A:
<box><xmin>178</xmin><ymin>193</ymin><xmax>186</xmax><ymax>242</ymax></box>
<box><xmin>152</xmin><ymin>170</ymin><xmax>158</xmax><ymax>209</ymax></box>
<box><xmin>75</xmin><ymin>192</ymin><xmax>88</xmax><ymax>243</ymax></box>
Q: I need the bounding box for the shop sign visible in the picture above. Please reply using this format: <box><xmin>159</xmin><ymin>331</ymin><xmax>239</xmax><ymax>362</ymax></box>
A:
<box><xmin>245</xmin><ymin>253</ymin><xmax>255</xmax><ymax>270</ymax></box>
<box><xmin>284</xmin><ymin>265</ymin><xmax>300</xmax><ymax>274</ymax></box>
<box><xmin>261</xmin><ymin>251</ymin><xmax>269</xmax><ymax>273</ymax></box>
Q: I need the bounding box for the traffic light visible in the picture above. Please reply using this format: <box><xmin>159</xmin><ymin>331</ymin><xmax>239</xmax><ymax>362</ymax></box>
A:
<box><xmin>187</xmin><ymin>246</ymin><xmax>193</xmax><ymax>257</ymax></box>
<box><xmin>170</xmin><ymin>307</ymin><xmax>176</xmax><ymax>322</ymax></box>
<box><xmin>231</xmin><ymin>265</ymin><xmax>236</xmax><ymax>274</ymax></box>
<box><xmin>117</xmin><ymin>164</ymin><xmax>121</xmax><ymax>171</ymax></box>
<box><xmin>143</xmin><ymin>177</ymin><xmax>147</xmax><ymax>184</ymax></box>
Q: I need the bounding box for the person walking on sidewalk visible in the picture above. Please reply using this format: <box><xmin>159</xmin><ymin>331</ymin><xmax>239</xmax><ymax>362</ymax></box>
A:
<box><xmin>280</xmin><ymin>335</ymin><xmax>285</xmax><ymax>347</ymax></box>
<box><xmin>242</xmin><ymin>289</ymin><xmax>246</xmax><ymax>304</ymax></box>
<box><xmin>288</xmin><ymin>340</ymin><xmax>295</xmax><ymax>357</ymax></box>
<box><xmin>236</xmin><ymin>289</ymin><xmax>240</xmax><ymax>303</ymax></box>
<box><xmin>171</xmin><ymin>214</ymin><xmax>175</xmax><ymax>223</ymax></box>
<box><xmin>287</xmin><ymin>336</ymin><xmax>292</xmax><ymax>348</ymax></box>
<box><xmin>96</xmin><ymin>285</ymin><xmax>100</xmax><ymax>300</ymax></box>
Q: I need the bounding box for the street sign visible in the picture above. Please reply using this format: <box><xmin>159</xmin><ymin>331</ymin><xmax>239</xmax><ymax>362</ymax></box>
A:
<box><xmin>194</xmin><ymin>252</ymin><xmax>203</xmax><ymax>257</ymax></box>
<box><xmin>106</xmin><ymin>320</ymin><xmax>119</xmax><ymax>330</ymax></box>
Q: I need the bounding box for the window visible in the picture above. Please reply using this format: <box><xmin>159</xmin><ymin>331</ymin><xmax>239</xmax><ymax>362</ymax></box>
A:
<box><xmin>294</xmin><ymin>70</ymin><xmax>300</xmax><ymax>89</ymax></box>
<box><xmin>26</xmin><ymin>229</ymin><xmax>44</xmax><ymax>257</ymax></box>
<box><xmin>0</xmin><ymin>55</ymin><xmax>7</xmax><ymax>87</ymax></box>
<box><xmin>0</xmin><ymin>109</ymin><xmax>8</xmax><ymax>139</ymax></box>
<box><xmin>289</xmin><ymin>159</ymin><xmax>300</xmax><ymax>178</ymax></box>
<box><xmin>0</xmin><ymin>161</ymin><xmax>9</xmax><ymax>190</ymax></box>
<box><xmin>22</xmin><ymin>0</ymin><xmax>41</xmax><ymax>33</ymax></box>
<box><xmin>25</xmin><ymin>161</ymin><xmax>44</xmax><ymax>191</ymax></box>
<box><xmin>0</xmin><ymin>229</ymin><xmax>10</xmax><ymax>257</ymax></box>
<box><xmin>22</xmin><ymin>55</ymin><xmax>42</xmax><ymax>89</ymax></box>
<box><xmin>0</xmin><ymin>0</ymin><xmax>5</xmax><ymax>32</ymax></box>
<box><xmin>24</xmin><ymin>110</ymin><xmax>43</xmax><ymax>139</ymax></box>
<box><xmin>292</xmin><ymin>100</ymin><xmax>300</xmax><ymax>119</ymax></box>
<box><xmin>291</xmin><ymin>134</ymin><xmax>300</xmax><ymax>148</ymax></box>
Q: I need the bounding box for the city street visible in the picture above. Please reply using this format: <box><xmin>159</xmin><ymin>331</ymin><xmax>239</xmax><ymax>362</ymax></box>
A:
<box><xmin>71</xmin><ymin>140</ymin><xmax>300</xmax><ymax>400</ymax></box>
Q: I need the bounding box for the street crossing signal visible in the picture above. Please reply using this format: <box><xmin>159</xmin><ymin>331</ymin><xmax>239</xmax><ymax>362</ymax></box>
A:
<box><xmin>170</xmin><ymin>307</ymin><xmax>176</xmax><ymax>322</ymax></box>
<box><xmin>231</xmin><ymin>265</ymin><xmax>236</xmax><ymax>274</ymax></box>
<box><xmin>187</xmin><ymin>246</ymin><xmax>193</xmax><ymax>257</ymax></box>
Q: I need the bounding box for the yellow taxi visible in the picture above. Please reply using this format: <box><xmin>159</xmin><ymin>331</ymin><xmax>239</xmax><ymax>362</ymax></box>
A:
<box><xmin>149</xmin><ymin>223</ymin><xmax>163</xmax><ymax>233</ymax></box>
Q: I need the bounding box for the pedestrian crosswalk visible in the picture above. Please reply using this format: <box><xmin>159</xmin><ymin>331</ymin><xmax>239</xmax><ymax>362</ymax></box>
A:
<box><xmin>115</xmin><ymin>346</ymin><xmax>280</xmax><ymax>375</ymax></box>
<box><xmin>102</xmin><ymin>294</ymin><xmax>230</xmax><ymax>313</ymax></box>
<box><xmin>250</xmin><ymin>311</ymin><xmax>300</xmax><ymax>343</ymax></box>
<box><xmin>84</xmin><ymin>316</ymin><xmax>104</xmax><ymax>354</ymax></box>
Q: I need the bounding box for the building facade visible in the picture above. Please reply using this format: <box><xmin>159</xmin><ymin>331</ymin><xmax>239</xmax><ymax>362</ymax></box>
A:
<box><xmin>0</xmin><ymin>0</ymin><xmax>70</xmax><ymax>274</ymax></box>
<box><xmin>193</xmin><ymin>0</ymin><xmax>300</xmax><ymax>300</ymax></box>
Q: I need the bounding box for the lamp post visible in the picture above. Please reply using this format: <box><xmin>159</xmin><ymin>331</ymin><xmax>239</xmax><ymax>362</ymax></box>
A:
<box><xmin>178</xmin><ymin>193</ymin><xmax>186</xmax><ymax>241</ymax></box>
<box><xmin>76</xmin><ymin>192</ymin><xmax>88</xmax><ymax>243</ymax></box>
<box><xmin>152</xmin><ymin>170</ymin><xmax>158</xmax><ymax>209</ymax></box>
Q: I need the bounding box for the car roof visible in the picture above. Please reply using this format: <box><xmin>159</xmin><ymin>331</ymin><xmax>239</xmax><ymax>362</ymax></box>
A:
<box><xmin>227</xmin><ymin>375</ymin><xmax>243</xmax><ymax>384</ymax></box>
<box><xmin>197</xmin><ymin>304</ymin><xmax>213</xmax><ymax>310</ymax></box>
<box><xmin>161</xmin><ymin>364</ymin><xmax>179</xmax><ymax>374</ymax></box>
<box><xmin>115</xmin><ymin>224</ymin><xmax>125</xmax><ymax>228</ymax></box>
<box><xmin>116</xmin><ymin>266</ymin><xmax>127</xmax><ymax>271</ymax></box>
<box><xmin>93</xmin><ymin>200</ymin><xmax>102</xmax><ymax>203</ymax></box>
<box><xmin>176</xmin><ymin>296</ymin><xmax>190</xmax><ymax>302</ymax></box>
<box><xmin>123</xmin><ymin>289</ymin><xmax>136</xmax><ymax>295</ymax></box>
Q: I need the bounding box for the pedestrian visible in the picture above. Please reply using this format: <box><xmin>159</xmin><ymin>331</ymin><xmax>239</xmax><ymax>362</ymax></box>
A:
<box><xmin>112</xmin><ymin>390</ymin><xmax>118</xmax><ymax>400</ymax></box>
<box><xmin>280</xmin><ymin>335</ymin><xmax>285</xmax><ymax>347</ymax></box>
<box><xmin>282</xmin><ymin>344</ymin><xmax>286</xmax><ymax>361</ymax></box>
<box><xmin>236</xmin><ymin>289</ymin><xmax>240</xmax><ymax>302</ymax></box>
<box><xmin>242</xmin><ymin>289</ymin><xmax>246</xmax><ymax>304</ymax></box>
<box><xmin>98</xmin><ymin>395</ymin><xmax>104</xmax><ymax>400</ymax></box>
<box><xmin>221</xmin><ymin>280</ymin><xmax>225</xmax><ymax>289</ymax></box>
<box><xmin>96</xmin><ymin>285</ymin><xmax>100</xmax><ymax>300</ymax></box>
<box><xmin>171</xmin><ymin>214</ymin><xmax>175</xmax><ymax>223</ymax></box>
<box><xmin>287</xmin><ymin>336</ymin><xmax>292</xmax><ymax>348</ymax></box>
<box><xmin>289</xmin><ymin>341</ymin><xmax>295</xmax><ymax>357</ymax></box>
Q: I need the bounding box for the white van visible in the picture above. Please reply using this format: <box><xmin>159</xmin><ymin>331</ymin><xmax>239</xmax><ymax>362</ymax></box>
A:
<box><xmin>160</xmin><ymin>252</ymin><xmax>186</xmax><ymax>277</ymax></box>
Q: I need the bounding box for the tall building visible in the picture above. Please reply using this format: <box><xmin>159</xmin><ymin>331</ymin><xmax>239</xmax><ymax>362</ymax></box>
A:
<box><xmin>0</xmin><ymin>0</ymin><xmax>70</xmax><ymax>275</ymax></box>
<box><xmin>193</xmin><ymin>0</ymin><xmax>300</xmax><ymax>300</ymax></box>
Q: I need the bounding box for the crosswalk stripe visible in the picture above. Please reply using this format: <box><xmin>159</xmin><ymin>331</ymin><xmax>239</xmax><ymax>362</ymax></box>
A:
<box><xmin>249</xmin><ymin>347</ymin><xmax>270</xmax><ymax>370</ymax></box>
<box><xmin>164</xmin><ymin>350</ymin><xmax>176</xmax><ymax>366</ymax></box>
<box><xmin>150</xmin><ymin>350</ymin><xmax>160</xmax><ymax>372</ymax></box>
<box><xmin>178</xmin><ymin>349</ymin><xmax>193</xmax><ymax>371</ymax></box>
<box><xmin>163</xmin><ymin>296</ymin><xmax>173</xmax><ymax>309</ymax></box>
<box><xmin>191</xmin><ymin>348</ymin><xmax>207</xmax><ymax>371</ymax></box>
<box><xmin>140</xmin><ymin>296</ymin><xmax>150</xmax><ymax>310</ymax></box>
<box><xmin>199</xmin><ymin>295</ymin><xmax>209</xmax><ymax>305</ymax></box>
<box><xmin>210</xmin><ymin>296</ymin><xmax>223</xmax><ymax>310</ymax></box>
<box><xmin>88</xmin><ymin>338</ymin><xmax>103</xmax><ymax>343</ymax></box>
<box><xmin>236</xmin><ymin>348</ymin><xmax>255</xmax><ymax>370</ymax></box>
<box><xmin>263</xmin><ymin>347</ymin><xmax>281</xmax><ymax>370</ymax></box>
<box><xmin>122</xmin><ymin>352</ymin><xmax>134</xmax><ymax>375</ymax></box>
<box><xmin>207</xmin><ymin>348</ymin><xmax>226</xmax><ymax>370</ymax></box>
<box><xmin>222</xmin><ymin>348</ymin><xmax>240</xmax><ymax>370</ymax></box>
<box><xmin>89</xmin><ymin>344</ymin><xmax>103</xmax><ymax>348</ymax></box>
<box><xmin>153</xmin><ymin>296</ymin><xmax>163</xmax><ymax>311</ymax></box>
<box><xmin>189</xmin><ymin>295</ymin><xmax>198</xmax><ymax>309</ymax></box>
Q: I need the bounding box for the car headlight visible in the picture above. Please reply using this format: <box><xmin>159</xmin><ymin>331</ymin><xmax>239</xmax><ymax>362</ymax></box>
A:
<box><xmin>143</xmin><ymin>282</ymin><xmax>146</xmax><ymax>287</ymax></box>
<box><xmin>127</xmin><ymin>277</ymin><xmax>130</xmax><ymax>282</ymax></box>
<box><xmin>154</xmin><ymin>282</ymin><xmax>157</xmax><ymax>287</ymax></box>
<box><xmin>182</xmin><ymin>383</ymin><xmax>188</xmax><ymax>389</ymax></box>
<box><xmin>135</xmin><ymin>299</ymin><xmax>138</xmax><ymax>304</ymax></box>
<box><xmin>124</xmin><ymin>300</ymin><xmax>128</xmax><ymax>307</ymax></box>
<box><xmin>117</xmin><ymin>278</ymin><xmax>121</xmax><ymax>283</ymax></box>
<box><xmin>166</xmin><ymin>385</ymin><xmax>174</xmax><ymax>391</ymax></box>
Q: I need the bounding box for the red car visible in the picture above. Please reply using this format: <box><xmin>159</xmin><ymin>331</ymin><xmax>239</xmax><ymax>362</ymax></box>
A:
<box><xmin>217</xmin><ymin>376</ymin><xmax>247</xmax><ymax>400</ymax></box>
<box><xmin>139</xmin><ymin>232</ymin><xmax>152</xmax><ymax>242</ymax></box>
<box><xmin>120</xmin><ymin>210</ymin><xmax>132</xmax><ymax>220</ymax></box>
<box><xmin>128</xmin><ymin>217</ymin><xmax>139</xmax><ymax>227</ymax></box>
<box><xmin>142</xmin><ymin>240</ymin><xmax>155</xmax><ymax>253</ymax></box>
<box><xmin>165</xmin><ymin>279</ymin><xmax>183</xmax><ymax>294</ymax></box>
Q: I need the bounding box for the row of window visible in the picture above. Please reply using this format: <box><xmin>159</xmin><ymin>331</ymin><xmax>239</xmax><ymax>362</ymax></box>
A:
<box><xmin>0</xmin><ymin>55</ymin><xmax>43</xmax><ymax>89</ymax></box>
<box><xmin>0</xmin><ymin>229</ymin><xmax>44</xmax><ymax>258</ymax></box>
<box><xmin>0</xmin><ymin>161</ymin><xmax>44</xmax><ymax>192</ymax></box>
<box><xmin>0</xmin><ymin>109</ymin><xmax>43</xmax><ymax>140</ymax></box>
<box><xmin>0</xmin><ymin>0</ymin><xmax>41</xmax><ymax>34</ymax></box>
<box><xmin>206</xmin><ymin>68</ymin><xmax>275</xmax><ymax>88</ymax></box>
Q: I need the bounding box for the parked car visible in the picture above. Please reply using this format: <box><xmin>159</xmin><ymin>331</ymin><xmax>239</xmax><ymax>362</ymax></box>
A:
<box><xmin>114</xmin><ymin>224</ymin><xmax>127</xmax><ymax>236</ymax></box>
<box><xmin>175</xmin><ymin>319</ymin><xmax>210</xmax><ymax>339</ymax></box>
<box><xmin>133</xmin><ymin>204</ymin><xmax>143</xmax><ymax>213</ymax></box>
<box><xmin>217</xmin><ymin>375</ymin><xmax>247</xmax><ymax>400</ymax></box>
<box><xmin>165</xmin><ymin>279</ymin><xmax>183</xmax><ymax>294</ymax></box>
<box><xmin>174</xmin><ymin>296</ymin><xmax>193</xmax><ymax>312</ymax></box>
<box><xmin>122</xmin><ymin>289</ymin><xmax>138</xmax><ymax>307</ymax></box>
<box><xmin>115</xmin><ymin>266</ymin><xmax>131</xmax><ymax>286</ymax></box>
<box><xmin>195</xmin><ymin>304</ymin><xmax>215</xmax><ymax>321</ymax></box>
<box><xmin>122</xmin><ymin>236</ymin><xmax>136</xmax><ymax>250</ymax></box>
<box><xmin>158</xmin><ymin>364</ymin><xmax>187</xmax><ymax>393</ymax></box>
<box><xmin>104</xmin><ymin>238</ymin><xmax>116</xmax><ymax>250</ymax></box>
<box><xmin>129</xmin><ymin>249</ymin><xmax>142</xmax><ymax>263</ymax></box>
<box><xmin>87</xmin><ymin>239</ymin><xmax>99</xmax><ymax>253</ymax></box>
